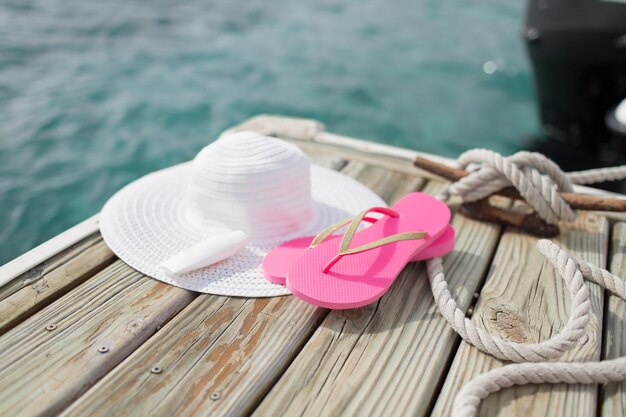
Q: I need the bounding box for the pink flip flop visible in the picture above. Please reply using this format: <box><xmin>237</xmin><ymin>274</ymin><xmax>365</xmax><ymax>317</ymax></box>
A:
<box><xmin>262</xmin><ymin>224</ymin><xmax>455</xmax><ymax>285</ymax></box>
<box><xmin>285</xmin><ymin>192</ymin><xmax>451</xmax><ymax>309</ymax></box>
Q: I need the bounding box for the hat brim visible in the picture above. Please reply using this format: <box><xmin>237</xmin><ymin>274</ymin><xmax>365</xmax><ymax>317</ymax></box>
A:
<box><xmin>99</xmin><ymin>162</ymin><xmax>385</xmax><ymax>297</ymax></box>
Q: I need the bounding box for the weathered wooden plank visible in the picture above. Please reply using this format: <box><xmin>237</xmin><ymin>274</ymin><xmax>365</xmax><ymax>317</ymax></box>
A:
<box><xmin>431</xmin><ymin>210</ymin><xmax>608</xmax><ymax>417</ymax></box>
<box><xmin>0</xmin><ymin>260</ymin><xmax>196</xmax><ymax>417</ymax></box>
<box><xmin>601</xmin><ymin>222</ymin><xmax>626</xmax><ymax>417</ymax></box>
<box><xmin>62</xmin><ymin>295</ymin><xmax>323</xmax><ymax>417</ymax></box>
<box><xmin>252</xmin><ymin>183</ymin><xmax>504</xmax><ymax>417</ymax></box>
<box><xmin>61</xmin><ymin>160</ymin><xmax>425</xmax><ymax>417</ymax></box>
<box><xmin>294</xmin><ymin>139</ymin><xmax>424</xmax><ymax>176</ymax></box>
<box><xmin>340</xmin><ymin>161</ymin><xmax>426</xmax><ymax>203</ymax></box>
<box><xmin>0</xmin><ymin>239</ymin><xmax>116</xmax><ymax>333</ymax></box>
<box><xmin>304</xmin><ymin>149</ymin><xmax>348</xmax><ymax>171</ymax></box>
<box><xmin>0</xmin><ymin>232</ymin><xmax>104</xmax><ymax>301</ymax></box>
<box><xmin>0</xmin><ymin>214</ymin><xmax>100</xmax><ymax>288</ymax></box>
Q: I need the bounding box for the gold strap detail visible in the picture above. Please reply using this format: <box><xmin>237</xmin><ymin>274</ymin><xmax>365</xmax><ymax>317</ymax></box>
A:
<box><xmin>340</xmin><ymin>231</ymin><xmax>426</xmax><ymax>255</ymax></box>
<box><xmin>310</xmin><ymin>218</ymin><xmax>354</xmax><ymax>248</ymax></box>
<box><xmin>310</xmin><ymin>214</ymin><xmax>381</xmax><ymax>248</ymax></box>
<box><xmin>311</xmin><ymin>207</ymin><xmax>427</xmax><ymax>273</ymax></box>
<box><xmin>337</xmin><ymin>208</ymin><xmax>425</xmax><ymax>256</ymax></box>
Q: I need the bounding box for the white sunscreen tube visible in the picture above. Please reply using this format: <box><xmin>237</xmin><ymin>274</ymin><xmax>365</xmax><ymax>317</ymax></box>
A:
<box><xmin>158</xmin><ymin>230</ymin><xmax>250</xmax><ymax>276</ymax></box>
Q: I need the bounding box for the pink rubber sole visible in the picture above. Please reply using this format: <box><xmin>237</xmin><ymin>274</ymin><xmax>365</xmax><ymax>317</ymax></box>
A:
<box><xmin>263</xmin><ymin>224</ymin><xmax>455</xmax><ymax>285</ymax></box>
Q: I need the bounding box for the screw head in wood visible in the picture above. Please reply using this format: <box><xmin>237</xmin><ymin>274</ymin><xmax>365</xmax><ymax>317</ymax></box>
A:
<box><xmin>45</xmin><ymin>324</ymin><xmax>57</xmax><ymax>331</ymax></box>
<box><xmin>151</xmin><ymin>366</ymin><xmax>162</xmax><ymax>374</ymax></box>
<box><xmin>98</xmin><ymin>346</ymin><xmax>109</xmax><ymax>353</ymax></box>
<box><xmin>210</xmin><ymin>392</ymin><xmax>221</xmax><ymax>401</ymax></box>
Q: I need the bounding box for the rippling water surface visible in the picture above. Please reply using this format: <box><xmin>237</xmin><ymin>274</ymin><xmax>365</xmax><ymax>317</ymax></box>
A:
<box><xmin>0</xmin><ymin>0</ymin><xmax>536</xmax><ymax>264</ymax></box>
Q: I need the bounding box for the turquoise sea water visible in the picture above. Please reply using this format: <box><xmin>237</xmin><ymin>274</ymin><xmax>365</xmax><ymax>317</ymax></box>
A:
<box><xmin>0</xmin><ymin>0</ymin><xmax>537</xmax><ymax>264</ymax></box>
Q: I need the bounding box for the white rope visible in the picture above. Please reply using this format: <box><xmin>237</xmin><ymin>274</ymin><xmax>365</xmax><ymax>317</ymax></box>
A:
<box><xmin>428</xmin><ymin>241</ymin><xmax>591</xmax><ymax>364</ymax></box>
<box><xmin>424</xmin><ymin>150</ymin><xmax>626</xmax><ymax>416</ymax></box>
<box><xmin>453</xmin><ymin>357</ymin><xmax>626</xmax><ymax>417</ymax></box>
<box><xmin>448</xmin><ymin>149</ymin><xmax>626</xmax><ymax>225</ymax></box>
<box><xmin>432</xmin><ymin>241</ymin><xmax>626</xmax><ymax>417</ymax></box>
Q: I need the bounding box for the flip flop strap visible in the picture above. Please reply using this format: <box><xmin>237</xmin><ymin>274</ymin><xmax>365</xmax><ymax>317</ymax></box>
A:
<box><xmin>314</xmin><ymin>206</ymin><xmax>426</xmax><ymax>273</ymax></box>
<box><xmin>310</xmin><ymin>214</ymin><xmax>379</xmax><ymax>248</ymax></box>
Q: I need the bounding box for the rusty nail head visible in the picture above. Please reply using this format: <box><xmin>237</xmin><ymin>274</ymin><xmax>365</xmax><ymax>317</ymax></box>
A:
<box><xmin>46</xmin><ymin>324</ymin><xmax>57</xmax><ymax>331</ymax></box>
<box><xmin>151</xmin><ymin>366</ymin><xmax>162</xmax><ymax>374</ymax></box>
<box><xmin>210</xmin><ymin>392</ymin><xmax>221</xmax><ymax>401</ymax></box>
<box><xmin>98</xmin><ymin>346</ymin><xmax>109</xmax><ymax>353</ymax></box>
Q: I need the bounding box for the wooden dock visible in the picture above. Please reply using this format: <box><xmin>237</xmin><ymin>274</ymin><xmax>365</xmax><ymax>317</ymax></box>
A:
<box><xmin>1</xmin><ymin>115</ymin><xmax>625</xmax><ymax>417</ymax></box>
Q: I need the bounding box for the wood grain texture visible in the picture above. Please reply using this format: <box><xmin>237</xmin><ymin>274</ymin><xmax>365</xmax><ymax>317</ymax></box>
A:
<box><xmin>0</xmin><ymin>233</ymin><xmax>104</xmax><ymax>301</ymax></box>
<box><xmin>340</xmin><ymin>161</ymin><xmax>426</xmax><ymax>203</ymax></box>
<box><xmin>601</xmin><ymin>222</ymin><xmax>626</xmax><ymax>417</ymax></box>
<box><xmin>0</xmin><ymin>260</ymin><xmax>195</xmax><ymax>417</ymax></box>
<box><xmin>0</xmin><ymin>215</ymin><xmax>100</xmax><ymax>288</ymax></box>
<box><xmin>431</xmin><ymin>210</ymin><xmax>608</xmax><ymax>417</ymax></box>
<box><xmin>303</xmin><ymin>148</ymin><xmax>348</xmax><ymax>171</ymax></box>
<box><xmin>60</xmin><ymin>158</ymin><xmax>424</xmax><ymax>417</ymax></box>
<box><xmin>0</xmin><ymin>239</ymin><xmax>116</xmax><ymax>333</ymax></box>
<box><xmin>62</xmin><ymin>295</ymin><xmax>323</xmax><ymax>417</ymax></box>
<box><xmin>252</xmin><ymin>182</ymin><xmax>504</xmax><ymax>417</ymax></box>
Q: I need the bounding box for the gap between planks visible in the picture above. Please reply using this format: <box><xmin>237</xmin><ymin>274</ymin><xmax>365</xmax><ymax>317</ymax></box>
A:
<box><xmin>601</xmin><ymin>222</ymin><xmax>626</xmax><ymax>417</ymax></box>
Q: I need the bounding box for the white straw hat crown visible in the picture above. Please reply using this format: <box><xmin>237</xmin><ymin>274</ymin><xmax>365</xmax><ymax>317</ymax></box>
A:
<box><xmin>185</xmin><ymin>131</ymin><xmax>314</xmax><ymax>241</ymax></box>
<box><xmin>99</xmin><ymin>131</ymin><xmax>386</xmax><ymax>296</ymax></box>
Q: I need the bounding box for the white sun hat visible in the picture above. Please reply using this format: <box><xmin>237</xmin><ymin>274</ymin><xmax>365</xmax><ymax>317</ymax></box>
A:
<box><xmin>99</xmin><ymin>131</ymin><xmax>385</xmax><ymax>297</ymax></box>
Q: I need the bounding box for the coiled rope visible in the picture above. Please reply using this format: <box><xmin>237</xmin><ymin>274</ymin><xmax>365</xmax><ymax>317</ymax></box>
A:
<box><xmin>425</xmin><ymin>149</ymin><xmax>626</xmax><ymax>417</ymax></box>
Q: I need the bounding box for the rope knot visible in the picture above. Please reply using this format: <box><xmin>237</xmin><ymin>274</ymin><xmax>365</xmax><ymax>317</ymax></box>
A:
<box><xmin>448</xmin><ymin>149</ymin><xmax>576</xmax><ymax>225</ymax></box>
